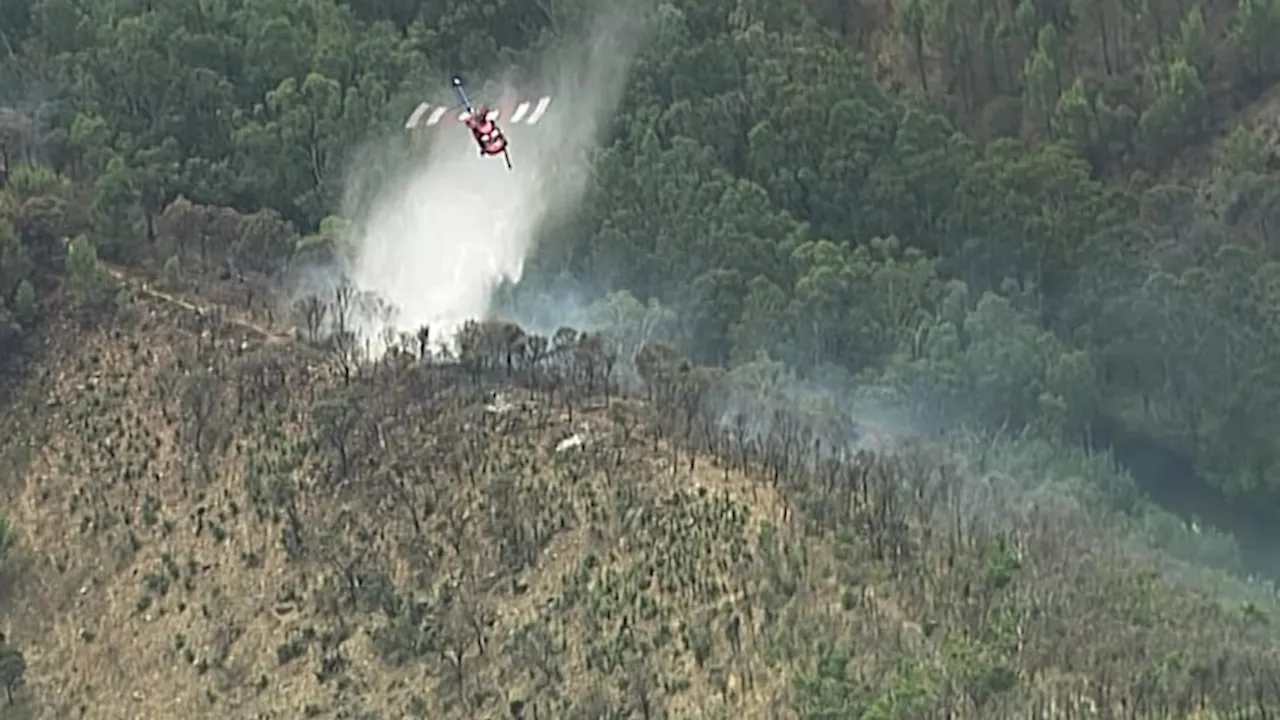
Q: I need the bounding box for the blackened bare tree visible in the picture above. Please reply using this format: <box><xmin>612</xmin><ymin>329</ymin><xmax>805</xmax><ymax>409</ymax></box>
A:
<box><xmin>294</xmin><ymin>294</ymin><xmax>326</xmax><ymax>343</ymax></box>
<box><xmin>313</xmin><ymin>390</ymin><xmax>361</xmax><ymax>483</ymax></box>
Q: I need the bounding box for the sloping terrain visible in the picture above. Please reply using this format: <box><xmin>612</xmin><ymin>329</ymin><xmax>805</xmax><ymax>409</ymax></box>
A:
<box><xmin>0</xmin><ymin>274</ymin><xmax>1278</xmax><ymax>719</ymax></box>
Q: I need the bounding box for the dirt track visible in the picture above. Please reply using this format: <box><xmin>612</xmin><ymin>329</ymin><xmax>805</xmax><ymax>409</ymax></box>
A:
<box><xmin>101</xmin><ymin>264</ymin><xmax>292</xmax><ymax>344</ymax></box>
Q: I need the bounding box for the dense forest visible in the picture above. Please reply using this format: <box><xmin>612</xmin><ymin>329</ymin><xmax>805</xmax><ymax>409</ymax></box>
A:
<box><xmin>2</xmin><ymin>0</ymin><xmax>1280</xmax><ymax>573</ymax></box>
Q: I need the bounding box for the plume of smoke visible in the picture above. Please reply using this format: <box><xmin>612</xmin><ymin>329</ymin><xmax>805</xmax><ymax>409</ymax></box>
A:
<box><xmin>323</xmin><ymin>5</ymin><xmax>650</xmax><ymax>356</ymax></box>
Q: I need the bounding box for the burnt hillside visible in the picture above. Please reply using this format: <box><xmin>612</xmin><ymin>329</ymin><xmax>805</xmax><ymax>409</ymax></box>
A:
<box><xmin>0</xmin><ymin>272</ymin><xmax>1276</xmax><ymax>718</ymax></box>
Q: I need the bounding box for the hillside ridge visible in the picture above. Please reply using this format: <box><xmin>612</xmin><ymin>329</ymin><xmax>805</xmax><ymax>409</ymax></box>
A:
<box><xmin>0</xmin><ymin>270</ymin><xmax>1276</xmax><ymax>718</ymax></box>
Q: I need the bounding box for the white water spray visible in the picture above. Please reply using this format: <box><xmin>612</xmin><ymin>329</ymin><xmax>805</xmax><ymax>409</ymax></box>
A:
<box><xmin>334</xmin><ymin>8</ymin><xmax>647</xmax><ymax>355</ymax></box>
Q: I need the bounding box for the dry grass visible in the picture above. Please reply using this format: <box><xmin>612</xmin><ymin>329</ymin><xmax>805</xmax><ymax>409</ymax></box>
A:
<box><xmin>0</xmin><ymin>274</ymin><xmax>1277</xmax><ymax>719</ymax></box>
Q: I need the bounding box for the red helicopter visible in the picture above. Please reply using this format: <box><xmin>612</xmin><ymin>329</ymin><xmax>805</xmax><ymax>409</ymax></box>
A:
<box><xmin>403</xmin><ymin>76</ymin><xmax>552</xmax><ymax>171</ymax></box>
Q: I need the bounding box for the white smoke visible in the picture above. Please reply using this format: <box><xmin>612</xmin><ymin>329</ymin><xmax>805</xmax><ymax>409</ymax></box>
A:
<box><xmin>335</xmin><ymin>6</ymin><xmax>648</xmax><ymax>355</ymax></box>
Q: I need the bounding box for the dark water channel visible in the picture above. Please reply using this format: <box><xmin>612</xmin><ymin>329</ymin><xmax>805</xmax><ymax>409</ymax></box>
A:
<box><xmin>1093</xmin><ymin>415</ymin><xmax>1280</xmax><ymax>583</ymax></box>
